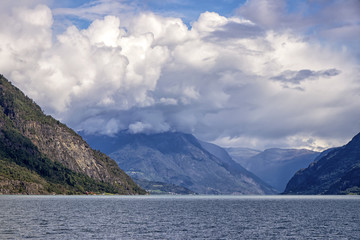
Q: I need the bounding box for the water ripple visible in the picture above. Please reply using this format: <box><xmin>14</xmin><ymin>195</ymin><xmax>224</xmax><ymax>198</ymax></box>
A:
<box><xmin>0</xmin><ymin>195</ymin><xmax>359</xmax><ymax>239</ymax></box>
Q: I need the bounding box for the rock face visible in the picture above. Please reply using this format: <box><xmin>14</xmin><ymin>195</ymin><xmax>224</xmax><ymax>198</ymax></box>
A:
<box><xmin>0</xmin><ymin>75</ymin><xmax>145</xmax><ymax>195</ymax></box>
<box><xmin>228</xmin><ymin>148</ymin><xmax>319</xmax><ymax>192</ymax></box>
<box><xmin>22</xmin><ymin>121</ymin><xmax>116</xmax><ymax>183</ymax></box>
<box><xmin>283</xmin><ymin>132</ymin><xmax>360</xmax><ymax>195</ymax></box>
<box><xmin>82</xmin><ymin>131</ymin><xmax>278</xmax><ymax>195</ymax></box>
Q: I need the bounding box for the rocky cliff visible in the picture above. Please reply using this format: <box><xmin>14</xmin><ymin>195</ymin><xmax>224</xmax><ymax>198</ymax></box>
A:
<box><xmin>0</xmin><ymin>74</ymin><xmax>145</xmax><ymax>195</ymax></box>
<box><xmin>283</xmin><ymin>132</ymin><xmax>360</xmax><ymax>195</ymax></box>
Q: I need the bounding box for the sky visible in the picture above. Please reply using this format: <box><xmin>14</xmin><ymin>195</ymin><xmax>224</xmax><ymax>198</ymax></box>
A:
<box><xmin>0</xmin><ymin>0</ymin><xmax>359</xmax><ymax>151</ymax></box>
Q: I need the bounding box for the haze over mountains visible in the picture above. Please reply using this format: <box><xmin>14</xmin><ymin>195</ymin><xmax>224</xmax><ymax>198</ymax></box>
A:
<box><xmin>82</xmin><ymin>129</ymin><xmax>360</xmax><ymax>195</ymax></box>
<box><xmin>0</xmin><ymin>73</ymin><xmax>359</xmax><ymax>196</ymax></box>
<box><xmin>228</xmin><ymin>148</ymin><xmax>320</xmax><ymax>192</ymax></box>
<box><xmin>82</xmin><ymin>131</ymin><xmax>277</xmax><ymax>195</ymax></box>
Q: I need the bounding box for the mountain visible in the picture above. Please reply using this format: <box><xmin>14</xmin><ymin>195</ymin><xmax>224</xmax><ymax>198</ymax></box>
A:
<box><xmin>0</xmin><ymin>74</ymin><xmax>145</xmax><ymax>195</ymax></box>
<box><xmin>226</xmin><ymin>147</ymin><xmax>262</xmax><ymax>164</ymax></box>
<box><xmin>283</xmin><ymin>132</ymin><xmax>360</xmax><ymax>195</ymax></box>
<box><xmin>228</xmin><ymin>148</ymin><xmax>319</xmax><ymax>192</ymax></box>
<box><xmin>82</xmin><ymin>132</ymin><xmax>278</xmax><ymax>195</ymax></box>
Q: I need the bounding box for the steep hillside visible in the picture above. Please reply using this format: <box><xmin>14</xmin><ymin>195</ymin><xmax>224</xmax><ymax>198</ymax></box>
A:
<box><xmin>0</xmin><ymin>74</ymin><xmax>145</xmax><ymax>195</ymax></box>
<box><xmin>82</xmin><ymin>131</ymin><xmax>278</xmax><ymax>195</ymax></box>
<box><xmin>283</xmin><ymin>132</ymin><xmax>360</xmax><ymax>195</ymax></box>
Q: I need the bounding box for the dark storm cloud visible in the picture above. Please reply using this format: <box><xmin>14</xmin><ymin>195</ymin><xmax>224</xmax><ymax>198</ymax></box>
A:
<box><xmin>209</xmin><ymin>21</ymin><xmax>265</xmax><ymax>40</ymax></box>
<box><xmin>272</xmin><ymin>68</ymin><xmax>341</xmax><ymax>85</ymax></box>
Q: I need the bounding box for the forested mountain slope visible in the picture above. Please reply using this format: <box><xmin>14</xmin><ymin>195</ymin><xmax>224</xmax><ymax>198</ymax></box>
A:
<box><xmin>0</xmin><ymin>75</ymin><xmax>145</xmax><ymax>195</ymax></box>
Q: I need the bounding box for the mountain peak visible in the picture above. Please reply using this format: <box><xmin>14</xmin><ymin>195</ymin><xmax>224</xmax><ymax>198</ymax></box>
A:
<box><xmin>82</xmin><ymin>131</ymin><xmax>278</xmax><ymax>195</ymax></box>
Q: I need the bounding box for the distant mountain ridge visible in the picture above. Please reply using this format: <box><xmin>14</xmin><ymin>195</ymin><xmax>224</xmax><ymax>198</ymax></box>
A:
<box><xmin>226</xmin><ymin>147</ymin><xmax>262</xmax><ymax>164</ymax></box>
<box><xmin>0</xmin><ymin>75</ymin><xmax>145</xmax><ymax>195</ymax></box>
<box><xmin>198</xmin><ymin>141</ymin><xmax>277</xmax><ymax>192</ymax></box>
<box><xmin>227</xmin><ymin>148</ymin><xmax>319</xmax><ymax>191</ymax></box>
<box><xmin>283</xmin><ymin>132</ymin><xmax>360</xmax><ymax>195</ymax></box>
<box><xmin>82</xmin><ymin>131</ymin><xmax>278</xmax><ymax>195</ymax></box>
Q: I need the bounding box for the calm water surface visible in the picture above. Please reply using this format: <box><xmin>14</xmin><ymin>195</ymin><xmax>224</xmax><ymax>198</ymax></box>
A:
<box><xmin>0</xmin><ymin>195</ymin><xmax>359</xmax><ymax>239</ymax></box>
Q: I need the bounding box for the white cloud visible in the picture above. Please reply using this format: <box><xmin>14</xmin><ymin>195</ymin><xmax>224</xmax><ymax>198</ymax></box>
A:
<box><xmin>129</xmin><ymin>121</ymin><xmax>151</xmax><ymax>134</ymax></box>
<box><xmin>0</xmin><ymin>2</ymin><xmax>359</xmax><ymax>150</ymax></box>
<box><xmin>159</xmin><ymin>98</ymin><xmax>178</xmax><ymax>105</ymax></box>
<box><xmin>192</xmin><ymin>11</ymin><xmax>228</xmax><ymax>33</ymax></box>
<box><xmin>128</xmin><ymin>12</ymin><xmax>190</xmax><ymax>46</ymax></box>
<box><xmin>84</xmin><ymin>15</ymin><xmax>124</xmax><ymax>47</ymax></box>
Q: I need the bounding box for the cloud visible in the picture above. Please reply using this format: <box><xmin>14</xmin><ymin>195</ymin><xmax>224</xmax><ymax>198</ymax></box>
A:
<box><xmin>128</xmin><ymin>121</ymin><xmax>151</xmax><ymax>134</ymax></box>
<box><xmin>236</xmin><ymin>0</ymin><xmax>288</xmax><ymax>28</ymax></box>
<box><xmin>236</xmin><ymin>0</ymin><xmax>360</xmax><ymax>55</ymax></box>
<box><xmin>271</xmin><ymin>68</ymin><xmax>341</xmax><ymax>85</ymax></box>
<box><xmin>209</xmin><ymin>21</ymin><xmax>265</xmax><ymax>40</ymax></box>
<box><xmin>0</xmin><ymin>2</ymin><xmax>359</xmax><ymax>151</ymax></box>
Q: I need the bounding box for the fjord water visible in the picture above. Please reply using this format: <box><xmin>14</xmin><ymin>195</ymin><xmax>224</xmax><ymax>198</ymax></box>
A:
<box><xmin>1</xmin><ymin>195</ymin><xmax>359</xmax><ymax>239</ymax></box>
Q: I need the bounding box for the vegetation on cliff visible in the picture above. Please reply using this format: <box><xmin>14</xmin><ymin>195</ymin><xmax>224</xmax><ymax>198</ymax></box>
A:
<box><xmin>0</xmin><ymin>74</ymin><xmax>145</xmax><ymax>195</ymax></box>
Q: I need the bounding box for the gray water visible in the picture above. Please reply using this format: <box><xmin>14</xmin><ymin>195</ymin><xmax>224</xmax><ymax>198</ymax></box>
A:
<box><xmin>0</xmin><ymin>195</ymin><xmax>359</xmax><ymax>239</ymax></box>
